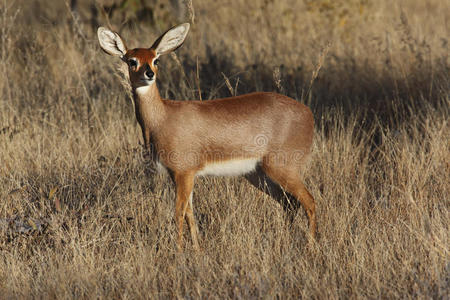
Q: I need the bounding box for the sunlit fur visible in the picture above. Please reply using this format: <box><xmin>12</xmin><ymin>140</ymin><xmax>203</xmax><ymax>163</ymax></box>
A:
<box><xmin>98</xmin><ymin>23</ymin><xmax>316</xmax><ymax>251</ymax></box>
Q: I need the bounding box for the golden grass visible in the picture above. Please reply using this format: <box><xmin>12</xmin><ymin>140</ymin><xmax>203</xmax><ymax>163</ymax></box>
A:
<box><xmin>0</xmin><ymin>0</ymin><xmax>448</xmax><ymax>298</ymax></box>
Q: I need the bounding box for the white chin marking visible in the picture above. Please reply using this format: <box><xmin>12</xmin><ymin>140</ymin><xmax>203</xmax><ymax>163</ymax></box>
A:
<box><xmin>135</xmin><ymin>82</ymin><xmax>154</xmax><ymax>95</ymax></box>
<box><xmin>197</xmin><ymin>158</ymin><xmax>260</xmax><ymax>177</ymax></box>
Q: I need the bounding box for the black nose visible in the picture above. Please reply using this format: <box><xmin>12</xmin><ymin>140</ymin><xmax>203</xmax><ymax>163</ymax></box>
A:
<box><xmin>145</xmin><ymin>66</ymin><xmax>154</xmax><ymax>79</ymax></box>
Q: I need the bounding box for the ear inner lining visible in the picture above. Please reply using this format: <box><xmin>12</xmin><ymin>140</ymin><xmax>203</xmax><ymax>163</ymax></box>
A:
<box><xmin>97</xmin><ymin>27</ymin><xmax>127</xmax><ymax>57</ymax></box>
<box><xmin>150</xmin><ymin>23</ymin><xmax>190</xmax><ymax>56</ymax></box>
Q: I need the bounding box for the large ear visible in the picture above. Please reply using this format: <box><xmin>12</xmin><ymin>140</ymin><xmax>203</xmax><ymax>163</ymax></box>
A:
<box><xmin>97</xmin><ymin>27</ymin><xmax>127</xmax><ymax>57</ymax></box>
<box><xmin>150</xmin><ymin>23</ymin><xmax>190</xmax><ymax>56</ymax></box>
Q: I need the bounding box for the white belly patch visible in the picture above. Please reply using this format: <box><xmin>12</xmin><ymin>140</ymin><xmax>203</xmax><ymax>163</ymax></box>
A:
<box><xmin>197</xmin><ymin>158</ymin><xmax>260</xmax><ymax>177</ymax></box>
<box><xmin>155</xmin><ymin>160</ymin><xmax>168</xmax><ymax>174</ymax></box>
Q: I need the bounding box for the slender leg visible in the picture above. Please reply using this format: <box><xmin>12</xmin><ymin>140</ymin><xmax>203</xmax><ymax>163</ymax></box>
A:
<box><xmin>174</xmin><ymin>172</ymin><xmax>196</xmax><ymax>250</ymax></box>
<box><xmin>293</xmin><ymin>181</ymin><xmax>316</xmax><ymax>237</ymax></box>
<box><xmin>245</xmin><ymin>167</ymin><xmax>301</xmax><ymax>215</ymax></box>
<box><xmin>262</xmin><ymin>164</ymin><xmax>316</xmax><ymax>238</ymax></box>
<box><xmin>185</xmin><ymin>192</ymin><xmax>200</xmax><ymax>251</ymax></box>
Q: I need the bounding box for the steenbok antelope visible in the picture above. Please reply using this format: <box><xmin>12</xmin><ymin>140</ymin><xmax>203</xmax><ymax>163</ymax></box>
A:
<box><xmin>98</xmin><ymin>23</ymin><xmax>316</xmax><ymax>250</ymax></box>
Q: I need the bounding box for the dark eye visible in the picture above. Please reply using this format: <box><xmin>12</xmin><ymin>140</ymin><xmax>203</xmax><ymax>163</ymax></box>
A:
<box><xmin>153</xmin><ymin>59</ymin><xmax>159</xmax><ymax>66</ymax></box>
<box><xmin>129</xmin><ymin>59</ymin><xmax>137</xmax><ymax>68</ymax></box>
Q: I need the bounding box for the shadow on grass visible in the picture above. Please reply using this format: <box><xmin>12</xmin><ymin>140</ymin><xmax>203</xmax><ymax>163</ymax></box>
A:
<box><xmin>179</xmin><ymin>50</ymin><xmax>447</xmax><ymax>133</ymax></box>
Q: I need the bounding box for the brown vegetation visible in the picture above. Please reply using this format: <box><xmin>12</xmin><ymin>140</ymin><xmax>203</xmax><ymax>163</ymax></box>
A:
<box><xmin>0</xmin><ymin>0</ymin><xmax>448</xmax><ymax>298</ymax></box>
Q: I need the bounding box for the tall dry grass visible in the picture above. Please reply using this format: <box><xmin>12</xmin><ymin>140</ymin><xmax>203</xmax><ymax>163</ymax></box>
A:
<box><xmin>0</xmin><ymin>0</ymin><xmax>448</xmax><ymax>298</ymax></box>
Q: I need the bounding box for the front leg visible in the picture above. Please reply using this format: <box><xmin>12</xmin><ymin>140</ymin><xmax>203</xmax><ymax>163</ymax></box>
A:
<box><xmin>142</xmin><ymin>129</ymin><xmax>151</xmax><ymax>158</ymax></box>
<box><xmin>141</xmin><ymin>129</ymin><xmax>156</xmax><ymax>174</ymax></box>
<box><xmin>174</xmin><ymin>172</ymin><xmax>196</xmax><ymax>250</ymax></box>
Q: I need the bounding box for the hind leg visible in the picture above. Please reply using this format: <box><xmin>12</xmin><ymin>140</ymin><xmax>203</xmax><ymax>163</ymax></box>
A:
<box><xmin>261</xmin><ymin>162</ymin><xmax>316</xmax><ymax>238</ymax></box>
<box><xmin>245</xmin><ymin>166</ymin><xmax>301</xmax><ymax>216</ymax></box>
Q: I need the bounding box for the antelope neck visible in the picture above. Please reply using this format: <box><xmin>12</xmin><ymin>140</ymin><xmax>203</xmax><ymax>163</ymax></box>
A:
<box><xmin>133</xmin><ymin>83</ymin><xmax>166</xmax><ymax>130</ymax></box>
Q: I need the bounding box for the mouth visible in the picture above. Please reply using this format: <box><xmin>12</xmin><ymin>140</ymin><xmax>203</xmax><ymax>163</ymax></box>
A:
<box><xmin>140</xmin><ymin>78</ymin><xmax>154</xmax><ymax>85</ymax></box>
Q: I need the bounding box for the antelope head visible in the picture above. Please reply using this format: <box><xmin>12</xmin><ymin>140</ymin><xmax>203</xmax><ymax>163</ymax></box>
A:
<box><xmin>97</xmin><ymin>23</ymin><xmax>190</xmax><ymax>89</ymax></box>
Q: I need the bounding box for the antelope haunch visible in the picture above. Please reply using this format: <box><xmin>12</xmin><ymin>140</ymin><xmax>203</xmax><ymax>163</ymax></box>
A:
<box><xmin>98</xmin><ymin>23</ymin><xmax>316</xmax><ymax>250</ymax></box>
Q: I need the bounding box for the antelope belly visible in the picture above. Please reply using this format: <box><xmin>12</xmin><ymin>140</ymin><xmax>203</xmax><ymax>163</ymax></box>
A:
<box><xmin>197</xmin><ymin>158</ymin><xmax>260</xmax><ymax>177</ymax></box>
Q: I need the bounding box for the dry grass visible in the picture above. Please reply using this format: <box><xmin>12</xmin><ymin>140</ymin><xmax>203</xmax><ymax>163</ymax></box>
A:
<box><xmin>0</xmin><ymin>0</ymin><xmax>449</xmax><ymax>298</ymax></box>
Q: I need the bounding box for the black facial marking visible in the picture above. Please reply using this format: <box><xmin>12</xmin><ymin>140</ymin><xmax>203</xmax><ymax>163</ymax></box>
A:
<box><xmin>129</xmin><ymin>59</ymin><xmax>137</xmax><ymax>68</ymax></box>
